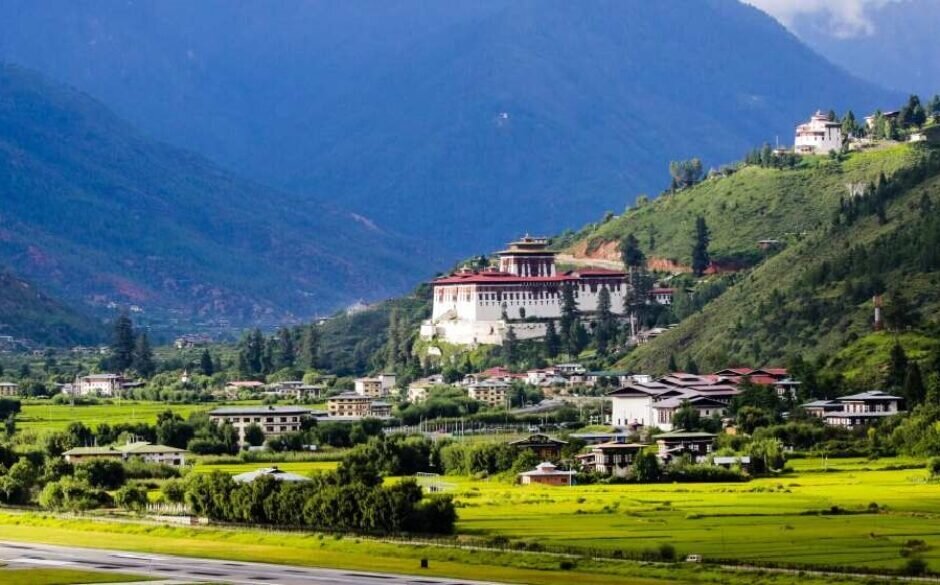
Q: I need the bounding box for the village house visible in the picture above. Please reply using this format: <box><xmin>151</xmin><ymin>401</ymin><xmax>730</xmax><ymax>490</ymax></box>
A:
<box><xmin>64</xmin><ymin>373</ymin><xmax>126</xmax><ymax>397</ymax></box>
<box><xmin>656</xmin><ymin>431</ymin><xmax>716</xmax><ymax>462</ymax></box>
<box><xmin>518</xmin><ymin>461</ymin><xmax>576</xmax><ymax>486</ymax></box>
<box><xmin>794</xmin><ymin>110</ymin><xmax>843</xmax><ymax>154</ymax></box>
<box><xmin>208</xmin><ymin>405</ymin><xmax>310</xmax><ymax>444</ymax></box>
<box><xmin>327</xmin><ymin>391</ymin><xmax>373</xmax><ymax>418</ymax></box>
<box><xmin>0</xmin><ymin>381</ymin><xmax>18</xmax><ymax>397</ymax></box>
<box><xmin>62</xmin><ymin>441</ymin><xmax>188</xmax><ymax>466</ymax></box>
<box><xmin>267</xmin><ymin>380</ymin><xmax>323</xmax><ymax>401</ymax></box>
<box><xmin>650</xmin><ymin>288</ymin><xmax>675</xmax><ymax>305</ymax></box>
<box><xmin>652</xmin><ymin>395</ymin><xmax>729</xmax><ymax>430</ymax></box>
<box><xmin>354</xmin><ymin>373</ymin><xmax>397</xmax><ymax>398</ymax></box>
<box><xmin>508</xmin><ymin>434</ymin><xmax>568</xmax><ymax>460</ymax></box>
<box><xmin>468</xmin><ymin>379</ymin><xmax>511</xmax><ymax>408</ymax></box>
<box><xmin>407</xmin><ymin>375</ymin><xmax>445</xmax><ymax>404</ymax></box>
<box><xmin>802</xmin><ymin>391</ymin><xmax>903</xmax><ymax>428</ymax></box>
<box><xmin>233</xmin><ymin>466</ymin><xmax>311</xmax><ymax>483</ymax></box>
<box><xmin>369</xmin><ymin>400</ymin><xmax>393</xmax><ymax>418</ymax></box>
<box><xmin>576</xmin><ymin>442</ymin><xmax>647</xmax><ymax>477</ymax></box>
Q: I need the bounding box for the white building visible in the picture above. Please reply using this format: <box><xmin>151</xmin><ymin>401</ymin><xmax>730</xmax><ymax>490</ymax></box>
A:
<box><xmin>803</xmin><ymin>391</ymin><xmax>903</xmax><ymax>428</ymax></box>
<box><xmin>0</xmin><ymin>382</ymin><xmax>19</xmax><ymax>397</ymax></box>
<box><xmin>68</xmin><ymin>374</ymin><xmax>125</xmax><ymax>397</ymax></box>
<box><xmin>354</xmin><ymin>373</ymin><xmax>397</xmax><ymax>398</ymax></box>
<box><xmin>208</xmin><ymin>405</ymin><xmax>311</xmax><ymax>444</ymax></box>
<box><xmin>794</xmin><ymin>110</ymin><xmax>843</xmax><ymax>155</ymax></box>
<box><xmin>420</xmin><ymin>236</ymin><xmax>629</xmax><ymax>345</ymax></box>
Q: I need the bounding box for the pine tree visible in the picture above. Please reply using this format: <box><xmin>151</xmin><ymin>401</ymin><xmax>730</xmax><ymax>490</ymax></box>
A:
<box><xmin>132</xmin><ymin>332</ymin><xmax>155</xmax><ymax>378</ymax></box>
<box><xmin>903</xmin><ymin>362</ymin><xmax>926</xmax><ymax>407</ymax></box>
<box><xmin>238</xmin><ymin>329</ymin><xmax>264</xmax><ymax>376</ymax></box>
<box><xmin>261</xmin><ymin>337</ymin><xmax>276</xmax><ymax>375</ymax></box>
<box><xmin>502</xmin><ymin>326</ymin><xmax>517</xmax><ymax>365</ymax></box>
<box><xmin>595</xmin><ymin>286</ymin><xmax>613</xmax><ymax>355</ymax></box>
<box><xmin>300</xmin><ymin>324</ymin><xmax>320</xmax><ymax>370</ymax></box>
<box><xmin>276</xmin><ymin>328</ymin><xmax>295</xmax><ymax>369</ymax></box>
<box><xmin>110</xmin><ymin>313</ymin><xmax>136</xmax><ymax>371</ymax></box>
<box><xmin>620</xmin><ymin>234</ymin><xmax>646</xmax><ymax>269</ymax></box>
<box><xmin>691</xmin><ymin>216</ymin><xmax>711</xmax><ymax>276</ymax></box>
<box><xmin>684</xmin><ymin>357</ymin><xmax>700</xmax><ymax>375</ymax></box>
<box><xmin>841</xmin><ymin>110</ymin><xmax>857</xmax><ymax>137</ymax></box>
<box><xmin>886</xmin><ymin>341</ymin><xmax>909</xmax><ymax>390</ymax></box>
<box><xmin>667</xmin><ymin>354</ymin><xmax>679</xmax><ymax>372</ymax></box>
<box><xmin>199</xmin><ymin>349</ymin><xmax>215</xmax><ymax>376</ymax></box>
<box><xmin>544</xmin><ymin>320</ymin><xmax>560</xmax><ymax>358</ymax></box>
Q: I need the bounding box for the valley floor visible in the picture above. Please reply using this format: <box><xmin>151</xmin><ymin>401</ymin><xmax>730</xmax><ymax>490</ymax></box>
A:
<box><xmin>0</xmin><ymin>456</ymin><xmax>934</xmax><ymax>584</ymax></box>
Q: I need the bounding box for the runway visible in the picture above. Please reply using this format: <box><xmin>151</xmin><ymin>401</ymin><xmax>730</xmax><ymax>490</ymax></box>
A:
<box><xmin>0</xmin><ymin>540</ymin><xmax>502</xmax><ymax>585</ymax></box>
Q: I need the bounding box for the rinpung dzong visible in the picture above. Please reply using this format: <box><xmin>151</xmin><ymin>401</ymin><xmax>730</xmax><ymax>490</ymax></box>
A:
<box><xmin>421</xmin><ymin>235</ymin><xmax>671</xmax><ymax>345</ymax></box>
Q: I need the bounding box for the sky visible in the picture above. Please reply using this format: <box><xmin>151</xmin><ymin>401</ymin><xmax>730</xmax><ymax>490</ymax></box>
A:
<box><xmin>747</xmin><ymin>0</ymin><xmax>905</xmax><ymax>37</ymax></box>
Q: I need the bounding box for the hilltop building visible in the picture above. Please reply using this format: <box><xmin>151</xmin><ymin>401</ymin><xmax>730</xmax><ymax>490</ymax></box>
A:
<box><xmin>794</xmin><ymin>110</ymin><xmax>843</xmax><ymax>155</ymax></box>
<box><xmin>420</xmin><ymin>235</ymin><xmax>628</xmax><ymax>345</ymax></box>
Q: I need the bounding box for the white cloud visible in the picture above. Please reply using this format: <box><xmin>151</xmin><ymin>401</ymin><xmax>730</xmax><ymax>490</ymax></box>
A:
<box><xmin>746</xmin><ymin>0</ymin><xmax>906</xmax><ymax>38</ymax></box>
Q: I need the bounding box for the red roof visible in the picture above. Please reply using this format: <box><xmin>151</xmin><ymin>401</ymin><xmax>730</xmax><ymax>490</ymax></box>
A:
<box><xmin>432</xmin><ymin>267</ymin><xmax>624</xmax><ymax>285</ymax></box>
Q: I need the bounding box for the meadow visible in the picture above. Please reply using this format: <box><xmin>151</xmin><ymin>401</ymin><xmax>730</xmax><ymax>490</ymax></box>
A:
<box><xmin>0</xmin><ymin>568</ymin><xmax>151</xmax><ymax>584</ymax></box>
<box><xmin>192</xmin><ymin>460</ymin><xmax>337</xmax><ymax>475</ymax></box>
<box><xmin>452</xmin><ymin>456</ymin><xmax>940</xmax><ymax>572</ymax></box>
<box><xmin>15</xmin><ymin>401</ymin><xmax>212</xmax><ymax>433</ymax></box>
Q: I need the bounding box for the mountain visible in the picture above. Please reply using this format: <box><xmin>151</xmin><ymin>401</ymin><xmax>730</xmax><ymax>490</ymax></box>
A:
<box><xmin>784</xmin><ymin>0</ymin><xmax>940</xmax><ymax>99</ymax></box>
<box><xmin>0</xmin><ymin>0</ymin><xmax>901</xmax><ymax>258</ymax></box>
<box><xmin>562</xmin><ymin>139</ymin><xmax>940</xmax><ymax>373</ymax></box>
<box><xmin>0</xmin><ymin>64</ymin><xmax>430</xmax><ymax>333</ymax></box>
<box><xmin>0</xmin><ymin>266</ymin><xmax>103</xmax><ymax>346</ymax></box>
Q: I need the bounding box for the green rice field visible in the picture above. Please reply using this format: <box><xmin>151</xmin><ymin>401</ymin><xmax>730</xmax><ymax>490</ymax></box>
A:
<box><xmin>192</xmin><ymin>460</ymin><xmax>338</xmax><ymax>475</ymax></box>
<box><xmin>0</xmin><ymin>568</ymin><xmax>151</xmax><ymax>584</ymax></box>
<box><xmin>16</xmin><ymin>401</ymin><xmax>212</xmax><ymax>432</ymax></box>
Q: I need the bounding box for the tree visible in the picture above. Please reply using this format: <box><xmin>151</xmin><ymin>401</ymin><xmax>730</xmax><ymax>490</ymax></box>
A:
<box><xmin>244</xmin><ymin>423</ymin><xmax>265</xmax><ymax>447</ymax></box>
<box><xmin>114</xmin><ymin>484</ymin><xmax>148</xmax><ymax>511</ymax></box>
<box><xmin>748</xmin><ymin>438</ymin><xmax>785</xmax><ymax>474</ymax></box>
<box><xmin>559</xmin><ymin>282</ymin><xmax>581</xmax><ymax>356</ymax></box>
<box><xmin>133</xmin><ymin>332</ymin><xmax>156</xmax><ymax>378</ymax></box>
<box><xmin>632</xmin><ymin>452</ymin><xmax>661</xmax><ymax>483</ymax></box>
<box><xmin>501</xmin><ymin>326</ymin><xmax>517</xmax><ymax>365</ymax></box>
<box><xmin>883</xmin><ymin>290</ymin><xmax>917</xmax><ymax>331</ymax></box>
<box><xmin>111</xmin><ymin>313</ymin><xmax>136</xmax><ymax>371</ymax></box>
<box><xmin>300</xmin><ymin>324</ymin><xmax>320</xmax><ymax>370</ymax></box>
<box><xmin>544</xmin><ymin>320</ymin><xmax>560</xmax><ymax>358</ymax></box>
<box><xmin>668</xmin><ymin>158</ymin><xmax>704</xmax><ymax>189</ymax></box>
<box><xmin>673</xmin><ymin>400</ymin><xmax>701</xmax><ymax>431</ymax></box>
<box><xmin>903</xmin><ymin>362</ymin><xmax>926</xmax><ymax>407</ymax></box>
<box><xmin>276</xmin><ymin>328</ymin><xmax>296</xmax><ymax>369</ymax></box>
<box><xmin>595</xmin><ymin>287</ymin><xmax>614</xmax><ymax>355</ymax></box>
<box><xmin>684</xmin><ymin>357</ymin><xmax>699</xmax><ymax>375</ymax></box>
<box><xmin>667</xmin><ymin>354</ymin><xmax>679</xmax><ymax>372</ymax></box>
<box><xmin>886</xmin><ymin>341</ymin><xmax>909</xmax><ymax>390</ymax></box>
<box><xmin>620</xmin><ymin>234</ymin><xmax>646</xmax><ymax>269</ymax></box>
<box><xmin>928</xmin><ymin>95</ymin><xmax>940</xmax><ymax>123</ymax></box>
<box><xmin>691</xmin><ymin>217</ymin><xmax>711</xmax><ymax>276</ymax></box>
<box><xmin>199</xmin><ymin>349</ymin><xmax>215</xmax><ymax>376</ymax></box>
<box><xmin>840</xmin><ymin>110</ymin><xmax>858</xmax><ymax>137</ymax></box>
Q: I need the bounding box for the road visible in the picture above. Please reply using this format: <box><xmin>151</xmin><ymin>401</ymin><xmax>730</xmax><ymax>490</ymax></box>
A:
<box><xmin>0</xmin><ymin>541</ymin><xmax>501</xmax><ymax>585</ymax></box>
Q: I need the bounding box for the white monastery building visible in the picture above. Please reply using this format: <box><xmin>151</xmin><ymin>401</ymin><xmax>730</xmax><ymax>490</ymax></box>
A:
<box><xmin>794</xmin><ymin>110</ymin><xmax>843</xmax><ymax>155</ymax></box>
<box><xmin>420</xmin><ymin>236</ymin><xmax>628</xmax><ymax>345</ymax></box>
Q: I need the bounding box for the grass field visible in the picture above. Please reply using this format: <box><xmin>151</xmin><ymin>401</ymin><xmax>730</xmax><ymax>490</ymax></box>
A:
<box><xmin>0</xmin><ymin>568</ymin><xmax>151</xmax><ymax>584</ymax></box>
<box><xmin>16</xmin><ymin>401</ymin><xmax>212</xmax><ymax>432</ymax></box>
<box><xmin>192</xmin><ymin>460</ymin><xmax>338</xmax><ymax>475</ymax></box>
<box><xmin>452</xmin><ymin>457</ymin><xmax>939</xmax><ymax>572</ymax></box>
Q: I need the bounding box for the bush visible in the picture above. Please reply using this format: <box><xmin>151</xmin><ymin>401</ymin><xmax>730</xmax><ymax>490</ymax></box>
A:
<box><xmin>74</xmin><ymin>459</ymin><xmax>126</xmax><ymax>489</ymax></box>
<box><xmin>39</xmin><ymin>477</ymin><xmax>112</xmax><ymax>511</ymax></box>
<box><xmin>658</xmin><ymin>543</ymin><xmax>677</xmax><ymax>562</ymax></box>
<box><xmin>927</xmin><ymin>457</ymin><xmax>940</xmax><ymax>479</ymax></box>
<box><xmin>903</xmin><ymin>557</ymin><xmax>928</xmax><ymax>576</ymax></box>
<box><xmin>114</xmin><ymin>483</ymin><xmax>149</xmax><ymax>511</ymax></box>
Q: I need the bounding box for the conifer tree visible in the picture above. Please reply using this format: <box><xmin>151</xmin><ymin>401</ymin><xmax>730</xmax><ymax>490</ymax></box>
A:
<box><xmin>595</xmin><ymin>286</ymin><xmax>613</xmax><ymax>355</ymax></box>
<box><xmin>903</xmin><ymin>361</ymin><xmax>926</xmax><ymax>407</ymax></box>
<box><xmin>199</xmin><ymin>349</ymin><xmax>215</xmax><ymax>376</ymax></box>
<box><xmin>667</xmin><ymin>354</ymin><xmax>679</xmax><ymax>372</ymax></box>
<box><xmin>276</xmin><ymin>328</ymin><xmax>295</xmax><ymax>369</ymax></box>
<box><xmin>691</xmin><ymin>216</ymin><xmax>711</xmax><ymax>277</ymax></box>
<box><xmin>133</xmin><ymin>332</ymin><xmax>155</xmax><ymax>378</ymax></box>
<box><xmin>684</xmin><ymin>357</ymin><xmax>700</xmax><ymax>375</ymax></box>
<box><xmin>502</xmin><ymin>326</ymin><xmax>517</xmax><ymax>365</ymax></box>
<box><xmin>111</xmin><ymin>313</ymin><xmax>136</xmax><ymax>371</ymax></box>
<box><xmin>886</xmin><ymin>341</ymin><xmax>909</xmax><ymax>390</ymax></box>
<box><xmin>544</xmin><ymin>320</ymin><xmax>560</xmax><ymax>359</ymax></box>
<box><xmin>300</xmin><ymin>324</ymin><xmax>320</xmax><ymax>370</ymax></box>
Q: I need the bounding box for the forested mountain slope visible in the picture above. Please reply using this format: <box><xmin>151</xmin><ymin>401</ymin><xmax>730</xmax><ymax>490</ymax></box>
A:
<box><xmin>0</xmin><ymin>266</ymin><xmax>103</xmax><ymax>346</ymax></box>
<box><xmin>0</xmin><ymin>0</ymin><xmax>900</xmax><ymax>258</ymax></box>
<box><xmin>577</xmin><ymin>144</ymin><xmax>940</xmax><ymax>372</ymax></box>
<box><xmin>0</xmin><ymin>64</ymin><xmax>428</xmax><ymax>331</ymax></box>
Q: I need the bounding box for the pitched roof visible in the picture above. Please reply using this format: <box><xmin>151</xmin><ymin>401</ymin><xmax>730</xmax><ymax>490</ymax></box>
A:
<box><xmin>233</xmin><ymin>466</ymin><xmax>311</xmax><ymax>483</ymax></box>
<box><xmin>209</xmin><ymin>405</ymin><xmax>312</xmax><ymax>415</ymax></box>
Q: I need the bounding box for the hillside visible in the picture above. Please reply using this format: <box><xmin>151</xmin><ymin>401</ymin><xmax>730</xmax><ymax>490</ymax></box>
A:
<box><xmin>0</xmin><ymin>266</ymin><xmax>103</xmax><ymax>346</ymax></box>
<box><xmin>562</xmin><ymin>143</ymin><xmax>940</xmax><ymax>373</ymax></box>
<box><xmin>0</xmin><ymin>0</ymin><xmax>900</xmax><ymax>258</ymax></box>
<box><xmin>0</xmin><ymin>64</ymin><xmax>429</xmax><ymax>333</ymax></box>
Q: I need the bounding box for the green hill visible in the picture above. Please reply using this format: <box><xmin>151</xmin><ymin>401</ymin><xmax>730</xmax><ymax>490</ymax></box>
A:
<box><xmin>0</xmin><ymin>266</ymin><xmax>103</xmax><ymax>346</ymax></box>
<box><xmin>561</xmin><ymin>143</ymin><xmax>940</xmax><ymax>373</ymax></box>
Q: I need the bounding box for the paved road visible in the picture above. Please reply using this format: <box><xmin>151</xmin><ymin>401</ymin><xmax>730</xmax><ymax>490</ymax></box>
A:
<box><xmin>0</xmin><ymin>541</ymin><xmax>500</xmax><ymax>585</ymax></box>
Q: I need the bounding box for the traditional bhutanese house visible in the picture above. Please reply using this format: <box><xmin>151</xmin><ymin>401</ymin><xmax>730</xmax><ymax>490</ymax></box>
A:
<box><xmin>518</xmin><ymin>461</ymin><xmax>576</xmax><ymax>486</ymax></box>
<box><xmin>576</xmin><ymin>442</ymin><xmax>647</xmax><ymax>477</ymax></box>
<box><xmin>655</xmin><ymin>431</ymin><xmax>716</xmax><ymax>462</ymax></box>
<box><xmin>801</xmin><ymin>399</ymin><xmax>842</xmax><ymax>418</ymax></box>
<box><xmin>508</xmin><ymin>434</ymin><xmax>568</xmax><ymax>460</ymax></box>
<box><xmin>652</xmin><ymin>395</ymin><xmax>729</xmax><ymax>432</ymax></box>
<box><xmin>369</xmin><ymin>400</ymin><xmax>393</xmax><ymax>418</ymax></box>
<box><xmin>62</xmin><ymin>442</ymin><xmax>188</xmax><ymax>466</ymax></box>
<box><xmin>233</xmin><ymin>466</ymin><xmax>311</xmax><ymax>483</ymax></box>
<box><xmin>817</xmin><ymin>391</ymin><xmax>904</xmax><ymax>428</ymax></box>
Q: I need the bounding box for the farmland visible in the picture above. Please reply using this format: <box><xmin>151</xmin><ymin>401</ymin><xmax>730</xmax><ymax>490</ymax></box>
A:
<box><xmin>453</xmin><ymin>457</ymin><xmax>940</xmax><ymax>571</ymax></box>
<box><xmin>0</xmin><ymin>568</ymin><xmax>151</xmax><ymax>584</ymax></box>
<box><xmin>192</xmin><ymin>460</ymin><xmax>338</xmax><ymax>475</ymax></box>
<box><xmin>15</xmin><ymin>401</ymin><xmax>213</xmax><ymax>433</ymax></box>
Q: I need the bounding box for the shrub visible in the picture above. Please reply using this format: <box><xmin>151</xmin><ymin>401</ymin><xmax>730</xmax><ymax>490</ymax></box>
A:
<box><xmin>658</xmin><ymin>542</ymin><xmax>677</xmax><ymax>562</ymax></box>
<box><xmin>903</xmin><ymin>557</ymin><xmax>928</xmax><ymax>576</ymax></box>
<box><xmin>114</xmin><ymin>483</ymin><xmax>149</xmax><ymax>511</ymax></box>
<box><xmin>74</xmin><ymin>459</ymin><xmax>126</xmax><ymax>490</ymax></box>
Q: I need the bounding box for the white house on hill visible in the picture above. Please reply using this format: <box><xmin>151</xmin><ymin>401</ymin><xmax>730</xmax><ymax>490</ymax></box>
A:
<box><xmin>794</xmin><ymin>110</ymin><xmax>842</xmax><ymax>155</ymax></box>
